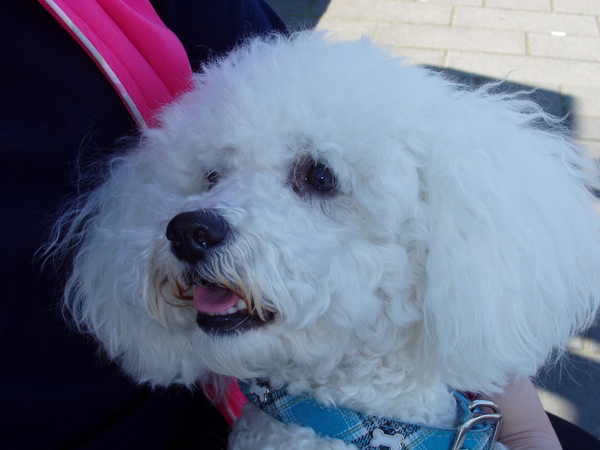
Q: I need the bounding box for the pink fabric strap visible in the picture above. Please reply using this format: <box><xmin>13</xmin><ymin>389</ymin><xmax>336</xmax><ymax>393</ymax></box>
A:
<box><xmin>39</xmin><ymin>0</ymin><xmax>193</xmax><ymax>128</ymax></box>
<box><xmin>211</xmin><ymin>379</ymin><xmax>247</xmax><ymax>426</ymax></box>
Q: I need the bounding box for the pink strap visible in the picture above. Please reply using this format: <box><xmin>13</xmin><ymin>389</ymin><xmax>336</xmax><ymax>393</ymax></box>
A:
<box><xmin>210</xmin><ymin>379</ymin><xmax>247</xmax><ymax>425</ymax></box>
<box><xmin>40</xmin><ymin>0</ymin><xmax>193</xmax><ymax>128</ymax></box>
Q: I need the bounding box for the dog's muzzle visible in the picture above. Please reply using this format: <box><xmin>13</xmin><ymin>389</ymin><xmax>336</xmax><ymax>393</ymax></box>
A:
<box><xmin>166</xmin><ymin>209</ymin><xmax>227</xmax><ymax>264</ymax></box>
<box><xmin>166</xmin><ymin>210</ymin><xmax>274</xmax><ymax>335</ymax></box>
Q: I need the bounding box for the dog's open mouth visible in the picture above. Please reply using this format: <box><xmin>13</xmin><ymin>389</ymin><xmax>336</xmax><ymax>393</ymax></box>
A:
<box><xmin>193</xmin><ymin>283</ymin><xmax>274</xmax><ymax>335</ymax></box>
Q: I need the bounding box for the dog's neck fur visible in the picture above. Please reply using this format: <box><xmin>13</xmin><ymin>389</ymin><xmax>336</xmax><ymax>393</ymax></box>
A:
<box><xmin>258</xmin><ymin>327</ymin><xmax>458</xmax><ymax>428</ymax></box>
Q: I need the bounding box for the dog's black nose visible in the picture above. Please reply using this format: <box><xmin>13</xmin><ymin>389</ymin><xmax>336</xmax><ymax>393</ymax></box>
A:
<box><xmin>166</xmin><ymin>210</ymin><xmax>228</xmax><ymax>263</ymax></box>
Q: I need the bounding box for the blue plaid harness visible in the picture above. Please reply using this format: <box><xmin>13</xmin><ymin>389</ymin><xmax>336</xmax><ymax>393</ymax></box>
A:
<box><xmin>239</xmin><ymin>379</ymin><xmax>502</xmax><ymax>449</ymax></box>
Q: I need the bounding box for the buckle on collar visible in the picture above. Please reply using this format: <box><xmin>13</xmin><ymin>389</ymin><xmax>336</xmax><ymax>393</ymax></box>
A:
<box><xmin>451</xmin><ymin>400</ymin><xmax>502</xmax><ymax>450</ymax></box>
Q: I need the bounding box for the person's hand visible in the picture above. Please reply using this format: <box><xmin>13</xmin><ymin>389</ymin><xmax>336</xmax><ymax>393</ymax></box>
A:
<box><xmin>488</xmin><ymin>376</ymin><xmax>561</xmax><ymax>449</ymax></box>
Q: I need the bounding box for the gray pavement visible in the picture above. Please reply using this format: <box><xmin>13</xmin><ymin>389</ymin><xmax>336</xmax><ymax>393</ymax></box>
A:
<box><xmin>267</xmin><ymin>0</ymin><xmax>600</xmax><ymax>440</ymax></box>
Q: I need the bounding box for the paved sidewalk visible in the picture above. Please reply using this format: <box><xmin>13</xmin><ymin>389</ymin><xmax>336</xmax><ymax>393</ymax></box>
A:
<box><xmin>268</xmin><ymin>0</ymin><xmax>600</xmax><ymax>439</ymax></box>
<box><xmin>270</xmin><ymin>0</ymin><xmax>600</xmax><ymax>155</ymax></box>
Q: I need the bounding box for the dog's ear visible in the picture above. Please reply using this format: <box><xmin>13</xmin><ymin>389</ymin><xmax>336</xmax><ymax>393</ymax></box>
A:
<box><xmin>416</xmin><ymin>90</ymin><xmax>600</xmax><ymax>393</ymax></box>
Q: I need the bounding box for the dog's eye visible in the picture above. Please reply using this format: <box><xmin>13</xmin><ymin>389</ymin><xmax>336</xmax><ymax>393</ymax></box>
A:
<box><xmin>206</xmin><ymin>170</ymin><xmax>220</xmax><ymax>189</ymax></box>
<box><xmin>290</xmin><ymin>158</ymin><xmax>338</xmax><ymax>197</ymax></box>
<box><xmin>305</xmin><ymin>163</ymin><xmax>335</xmax><ymax>192</ymax></box>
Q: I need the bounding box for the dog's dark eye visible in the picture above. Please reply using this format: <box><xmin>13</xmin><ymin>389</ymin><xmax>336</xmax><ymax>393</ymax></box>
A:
<box><xmin>290</xmin><ymin>157</ymin><xmax>338</xmax><ymax>197</ymax></box>
<box><xmin>305</xmin><ymin>164</ymin><xmax>335</xmax><ymax>192</ymax></box>
<box><xmin>206</xmin><ymin>170</ymin><xmax>220</xmax><ymax>189</ymax></box>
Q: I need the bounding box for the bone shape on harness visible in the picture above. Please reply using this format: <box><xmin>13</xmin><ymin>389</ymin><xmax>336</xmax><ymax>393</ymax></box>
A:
<box><xmin>370</xmin><ymin>428</ymin><xmax>405</xmax><ymax>449</ymax></box>
<box><xmin>248</xmin><ymin>379</ymin><xmax>272</xmax><ymax>403</ymax></box>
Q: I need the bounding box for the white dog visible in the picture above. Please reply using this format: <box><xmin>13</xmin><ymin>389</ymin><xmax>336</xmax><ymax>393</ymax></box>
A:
<box><xmin>53</xmin><ymin>32</ymin><xmax>600</xmax><ymax>449</ymax></box>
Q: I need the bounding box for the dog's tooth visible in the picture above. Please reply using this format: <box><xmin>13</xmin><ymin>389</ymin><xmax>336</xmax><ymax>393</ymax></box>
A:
<box><xmin>236</xmin><ymin>299</ymin><xmax>247</xmax><ymax>311</ymax></box>
<box><xmin>203</xmin><ymin>299</ymin><xmax>249</xmax><ymax>317</ymax></box>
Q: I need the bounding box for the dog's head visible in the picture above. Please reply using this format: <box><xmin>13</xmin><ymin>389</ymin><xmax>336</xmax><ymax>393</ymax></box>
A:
<box><xmin>58</xmin><ymin>32</ymin><xmax>600</xmax><ymax>394</ymax></box>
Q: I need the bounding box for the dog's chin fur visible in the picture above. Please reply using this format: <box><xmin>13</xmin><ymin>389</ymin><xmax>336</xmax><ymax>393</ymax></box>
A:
<box><xmin>50</xmin><ymin>31</ymin><xmax>600</xmax><ymax>447</ymax></box>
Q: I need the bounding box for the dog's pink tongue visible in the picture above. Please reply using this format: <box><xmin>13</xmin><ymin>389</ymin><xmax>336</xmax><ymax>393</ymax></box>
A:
<box><xmin>193</xmin><ymin>285</ymin><xmax>241</xmax><ymax>313</ymax></box>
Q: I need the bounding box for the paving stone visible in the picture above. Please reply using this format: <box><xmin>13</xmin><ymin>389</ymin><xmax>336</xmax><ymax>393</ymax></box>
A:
<box><xmin>580</xmin><ymin>139</ymin><xmax>600</xmax><ymax>158</ymax></box>
<box><xmin>565</xmin><ymin>85</ymin><xmax>600</xmax><ymax>117</ymax></box>
<box><xmin>375</xmin><ymin>23</ymin><xmax>526</xmax><ymax>54</ymax></box>
<box><xmin>388</xmin><ymin>46</ymin><xmax>447</xmax><ymax>66</ymax></box>
<box><xmin>534</xmin><ymin>353</ymin><xmax>600</xmax><ymax>439</ymax></box>
<box><xmin>485</xmin><ymin>0</ymin><xmax>551</xmax><ymax>11</ymax></box>
<box><xmin>315</xmin><ymin>17</ymin><xmax>379</xmax><ymax>39</ymax></box>
<box><xmin>569</xmin><ymin>335</ymin><xmax>586</xmax><ymax>352</ymax></box>
<box><xmin>323</xmin><ymin>0</ymin><xmax>452</xmax><ymax>25</ymax></box>
<box><xmin>574</xmin><ymin>115</ymin><xmax>600</xmax><ymax>141</ymax></box>
<box><xmin>553</xmin><ymin>0</ymin><xmax>600</xmax><ymax>15</ymax></box>
<box><xmin>529</xmin><ymin>33</ymin><xmax>600</xmax><ymax>62</ymax></box>
<box><xmin>420</xmin><ymin>0</ymin><xmax>482</xmax><ymax>5</ymax></box>
<box><xmin>535</xmin><ymin>387</ymin><xmax>580</xmax><ymax>430</ymax></box>
<box><xmin>453</xmin><ymin>6</ymin><xmax>600</xmax><ymax>36</ymax></box>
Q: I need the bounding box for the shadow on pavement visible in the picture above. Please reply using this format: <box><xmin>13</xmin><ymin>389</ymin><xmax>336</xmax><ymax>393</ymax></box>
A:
<box><xmin>267</xmin><ymin>0</ymin><xmax>330</xmax><ymax>31</ymax></box>
<box><xmin>424</xmin><ymin>66</ymin><xmax>575</xmax><ymax>133</ymax></box>
<box><xmin>535</xmin><ymin>347</ymin><xmax>600</xmax><ymax>440</ymax></box>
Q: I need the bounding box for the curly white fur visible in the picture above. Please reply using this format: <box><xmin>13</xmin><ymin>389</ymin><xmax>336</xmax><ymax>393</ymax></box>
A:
<box><xmin>51</xmin><ymin>32</ymin><xmax>600</xmax><ymax>448</ymax></box>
